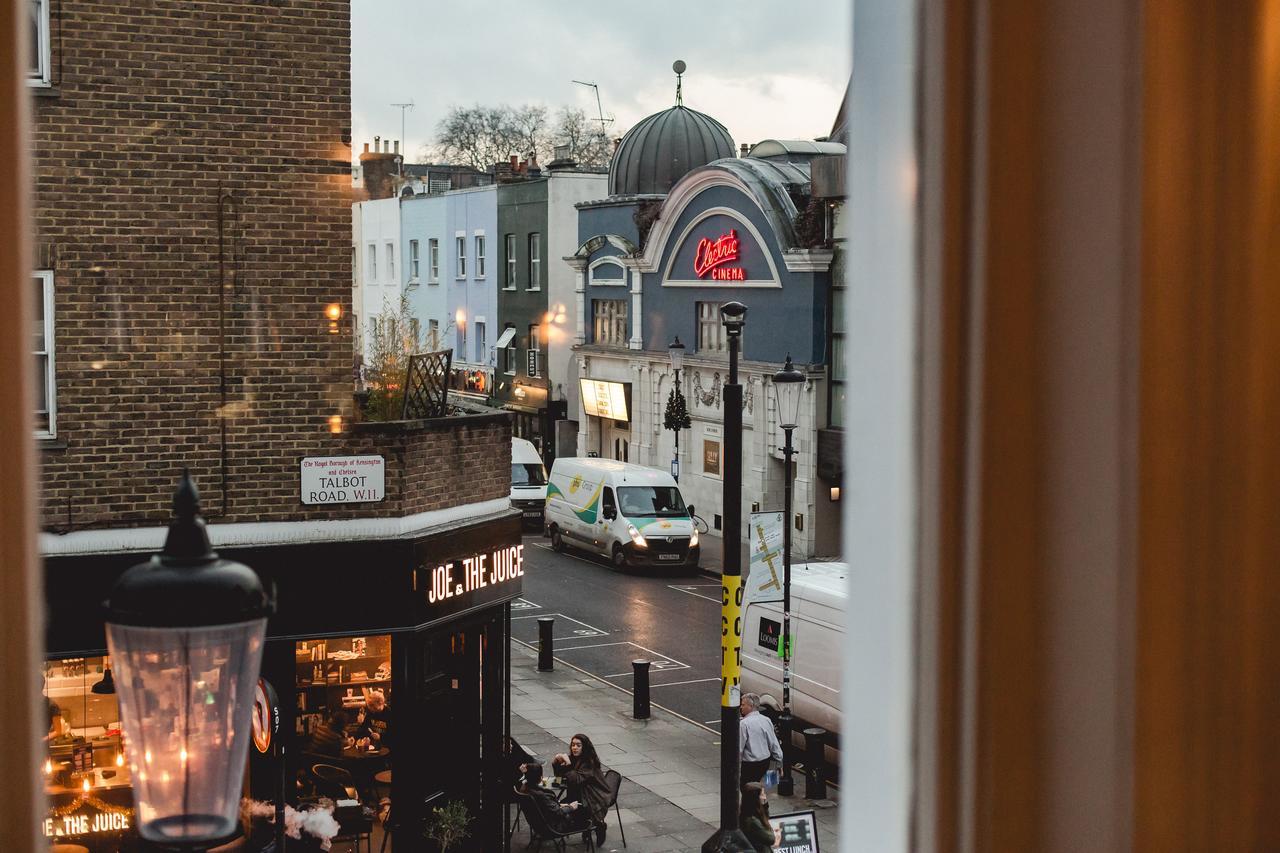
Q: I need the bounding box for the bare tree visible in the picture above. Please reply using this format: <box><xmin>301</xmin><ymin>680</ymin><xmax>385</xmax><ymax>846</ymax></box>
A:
<box><xmin>553</xmin><ymin>106</ymin><xmax>615</xmax><ymax>169</ymax></box>
<box><xmin>363</xmin><ymin>295</ymin><xmax>424</xmax><ymax>421</ymax></box>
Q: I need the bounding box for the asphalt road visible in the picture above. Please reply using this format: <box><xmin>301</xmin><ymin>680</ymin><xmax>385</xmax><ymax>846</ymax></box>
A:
<box><xmin>512</xmin><ymin>532</ymin><xmax>727</xmax><ymax>733</ymax></box>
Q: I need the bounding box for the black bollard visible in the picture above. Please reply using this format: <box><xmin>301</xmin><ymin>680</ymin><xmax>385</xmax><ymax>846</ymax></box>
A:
<box><xmin>632</xmin><ymin>659</ymin><xmax>651</xmax><ymax>719</ymax></box>
<box><xmin>537</xmin><ymin>617</ymin><xmax>555</xmax><ymax>671</ymax></box>
<box><xmin>803</xmin><ymin>727</ymin><xmax>827</xmax><ymax>799</ymax></box>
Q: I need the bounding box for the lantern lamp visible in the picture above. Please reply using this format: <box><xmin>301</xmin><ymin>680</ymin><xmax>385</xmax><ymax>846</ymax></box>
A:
<box><xmin>668</xmin><ymin>336</ymin><xmax>685</xmax><ymax>374</ymax></box>
<box><xmin>105</xmin><ymin>471</ymin><xmax>274</xmax><ymax>849</ymax></box>
<box><xmin>772</xmin><ymin>354</ymin><xmax>805</xmax><ymax>431</ymax></box>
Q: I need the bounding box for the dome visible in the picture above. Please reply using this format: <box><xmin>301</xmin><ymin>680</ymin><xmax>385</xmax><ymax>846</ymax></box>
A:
<box><xmin>608</xmin><ymin>105</ymin><xmax>735</xmax><ymax>196</ymax></box>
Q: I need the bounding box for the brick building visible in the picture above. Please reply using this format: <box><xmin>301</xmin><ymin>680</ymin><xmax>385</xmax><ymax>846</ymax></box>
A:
<box><xmin>30</xmin><ymin>3</ymin><xmax>520</xmax><ymax>850</ymax></box>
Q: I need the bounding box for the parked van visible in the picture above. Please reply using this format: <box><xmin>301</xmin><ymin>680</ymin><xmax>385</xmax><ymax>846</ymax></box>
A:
<box><xmin>510</xmin><ymin>437</ymin><xmax>548</xmax><ymax>529</ymax></box>
<box><xmin>741</xmin><ymin>561</ymin><xmax>844</xmax><ymax>761</ymax></box>
<box><xmin>544</xmin><ymin>457</ymin><xmax>700</xmax><ymax>570</ymax></box>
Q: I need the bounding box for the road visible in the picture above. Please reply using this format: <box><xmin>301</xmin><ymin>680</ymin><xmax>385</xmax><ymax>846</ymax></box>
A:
<box><xmin>512</xmin><ymin>532</ymin><xmax>727</xmax><ymax>733</ymax></box>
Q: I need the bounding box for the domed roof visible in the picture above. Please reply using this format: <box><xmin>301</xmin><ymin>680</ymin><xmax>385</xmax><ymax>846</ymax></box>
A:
<box><xmin>608</xmin><ymin>105</ymin><xmax>735</xmax><ymax>196</ymax></box>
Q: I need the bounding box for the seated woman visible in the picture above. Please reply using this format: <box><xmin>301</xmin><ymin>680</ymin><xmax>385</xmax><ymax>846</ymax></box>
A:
<box><xmin>515</xmin><ymin>763</ymin><xmax>591</xmax><ymax>836</ymax></box>
<box><xmin>551</xmin><ymin>733</ymin><xmax>611</xmax><ymax>846</ymax></box>
<box><xmin>305</xmin><ymin>710</ymin><xmax>352</xmax><ymax>757</ymax></box>
<box><xmin>739</xmin><ymin>782</ymin><xmax>781</xmax><ymax>852</ymax></box>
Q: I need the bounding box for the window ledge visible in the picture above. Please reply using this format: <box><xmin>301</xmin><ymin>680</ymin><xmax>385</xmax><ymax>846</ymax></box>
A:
<box><xmin>38</xmin><ymin>437</ymin><xmax>67</xmax><ymax>451</ymax></box>
<box><xmin>30</xmin><ymin>84</ymin><xmax>59</xmax><ymax>98</ymax></box>
<box><xmin>525</xmin><ymin>288</ymin><xmax>542</xmax><ymax>292</ymax></box>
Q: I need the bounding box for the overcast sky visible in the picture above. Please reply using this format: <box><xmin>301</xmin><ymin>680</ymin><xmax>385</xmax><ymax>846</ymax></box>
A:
<box><xmin>352</xmin><ymin>1</ymin><xmax>851</xmax><ymax>164</ymax></box>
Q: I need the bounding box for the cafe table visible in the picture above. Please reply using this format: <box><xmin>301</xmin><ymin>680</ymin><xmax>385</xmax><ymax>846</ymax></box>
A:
<box><xmin>336</xmin><ymin>745</ymin><xmax>389</xmax><ymax>803</ymax></box>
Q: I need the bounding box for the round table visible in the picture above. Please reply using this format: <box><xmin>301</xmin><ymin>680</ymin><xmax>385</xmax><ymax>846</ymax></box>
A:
<box><xmin>374</xmin><ymin>769</ymin><xmax>392</xmax><ymax>785</ymax></box>
<box><xmin>340</xmin><ymin>745</ymin><xmax>390</xmax><ymax>763</ymax></box>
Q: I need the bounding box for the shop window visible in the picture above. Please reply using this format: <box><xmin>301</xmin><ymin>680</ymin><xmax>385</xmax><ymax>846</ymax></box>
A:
<box><xmin>29</xmin><ymin>0</ymin><xmax>51</xmax><ymax>87</ymax></box>
<box><xmin>34</xmin><ymin>269</ymin><xmax>55</xmax><ymax>438</ymax></box>
<box><xmin>593</xmin><ymin>299</ymin><xmax>627</xmax><ymax>346</ymax></box>
<box><xmin>42</xmin><ymin>656</ymin><xmax>136</xmax><ymax>845</ymax></box>
<box><xmin>294</xmin><ymin>635</ymin><xmax>392</xmax><ymax>749</ymax></box>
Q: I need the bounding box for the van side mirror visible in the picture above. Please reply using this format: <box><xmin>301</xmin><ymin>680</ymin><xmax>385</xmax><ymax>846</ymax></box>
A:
<box><xmin>687</xmin><ymin>505</ymin><xmax>695</xmax><ymax>518</ymax></box>
<box><xmin>604</xmin><ymin>506</ymin><xmax>617</xmax><ymax>521</ymax></box>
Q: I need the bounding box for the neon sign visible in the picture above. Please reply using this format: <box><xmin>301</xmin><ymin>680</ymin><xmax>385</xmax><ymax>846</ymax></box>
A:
<box><xmin>694</xmin><ymin>229</ymin><xmax>745</xmax><ymax>280</ymax></box>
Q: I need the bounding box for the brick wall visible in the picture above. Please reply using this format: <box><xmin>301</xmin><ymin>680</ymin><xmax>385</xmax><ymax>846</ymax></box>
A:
<box><xmin>34</xmin><ymin>0</ymin><xmax>368</xmax><ymax>529</ymax></box>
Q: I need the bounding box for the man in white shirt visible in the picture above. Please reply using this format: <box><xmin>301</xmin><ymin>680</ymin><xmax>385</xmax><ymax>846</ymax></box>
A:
<box><xmin>739</xmin><ymin>692</ymin><xmax>783</xmax><ymax>785</ymax></box>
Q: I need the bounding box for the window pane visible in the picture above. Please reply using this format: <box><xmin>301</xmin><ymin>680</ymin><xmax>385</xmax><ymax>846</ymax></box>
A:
<box><xmin>33</xmin><ymin>356</ymin><xmax>47</xmax><ymax>416</ymax></box>
<box><xmin>32</xmin><ymin>276</ymin><xmax>44</xmax><ymax>351</ymax></box>
<box><xmin>28</xmin><ymin>0</ymin><xmax>41</xmax><ymax>77</ymax></box>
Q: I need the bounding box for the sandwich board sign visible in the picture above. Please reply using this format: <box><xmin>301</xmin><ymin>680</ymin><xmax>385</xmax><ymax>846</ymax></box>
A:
<box><xmin>770</xmin><ymin>809</ymin><xmax>821</xmax><ymax>853</ymax></box>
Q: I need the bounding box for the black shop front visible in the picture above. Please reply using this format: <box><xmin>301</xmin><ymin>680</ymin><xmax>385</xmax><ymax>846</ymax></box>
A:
<box><xmin>42</xmin><ymin>508</ymin><xmax>523</xmax><ymax>852</ymax></box>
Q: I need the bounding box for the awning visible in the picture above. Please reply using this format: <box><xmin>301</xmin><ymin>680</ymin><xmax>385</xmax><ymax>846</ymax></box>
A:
<box><xmin>494</xmin><ymin>326</ymin><xmax>517</xmax><ymax>349</ymax></box>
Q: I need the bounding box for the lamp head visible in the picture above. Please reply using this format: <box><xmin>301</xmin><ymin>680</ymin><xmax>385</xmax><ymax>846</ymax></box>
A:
<box><xmin>719</xmin><ymin>301</ymin><xmax>747</xmax><ymax>337</ymax></box>
<box><xmin>772</xmin><ymin>354</ymin><xmax>806</xmax><ymax>431</ymax></box>
<box><xmin>668</xmin><ymin>336</ymin><xmax>685</xmax><ymax>372</ymax></box>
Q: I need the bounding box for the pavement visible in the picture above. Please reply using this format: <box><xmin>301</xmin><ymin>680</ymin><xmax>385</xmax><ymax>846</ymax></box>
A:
<box><xmin>509</xmin><ymin>641</ymin><xmax>840</xmax><ymax>852</ymax></box>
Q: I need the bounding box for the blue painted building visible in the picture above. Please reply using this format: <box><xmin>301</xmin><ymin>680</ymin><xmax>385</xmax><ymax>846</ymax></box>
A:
<box><xmin>566</xmin><ymin>96</ymin><xmax>845</xmax><ymax>557</ymax></box>
<box><xmin>400</xmin><ymin>191</ymin><xmax>448</xmax><ymax>353</ymax></box>
<box><xmin>444</xmin><ymin>185</ymin><xmax>498</xmax><ymax>394</ymax></box>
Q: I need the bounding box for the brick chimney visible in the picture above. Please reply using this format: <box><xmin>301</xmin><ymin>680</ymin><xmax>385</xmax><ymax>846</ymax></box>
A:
<box><xmin>359</xmin><ymin>135</ymin><xmax>400</xmax><ymax>199</ymax></box>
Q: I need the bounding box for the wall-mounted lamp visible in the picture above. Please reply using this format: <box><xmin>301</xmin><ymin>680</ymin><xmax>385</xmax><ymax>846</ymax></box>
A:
<box><xmin>830</xmin><ymin>486</ymin><xmax>841</xmax><ymax>502</ymax></box>
<box><xmin>325</xmin><ymin>303</ymin><xmax>342</xmax><ymax>335</ymax></box>
<box><xmin>328</xmin><ymin>415</ymin><xmax>343</xmax><ymax>434</ymax></box>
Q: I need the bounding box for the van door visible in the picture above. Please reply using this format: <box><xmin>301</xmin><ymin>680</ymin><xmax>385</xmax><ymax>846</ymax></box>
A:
<box><xmin>598</xmin><ymin>486</ymin><xmax>618</xmax><ymax>553</ymax></box>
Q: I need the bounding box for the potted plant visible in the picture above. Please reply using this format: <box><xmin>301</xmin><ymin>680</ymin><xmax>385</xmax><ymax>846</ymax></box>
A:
<box><xmin>424</xmin><ymin>799</ymin><xmax>472</xmax><ymax>852</ymax></box>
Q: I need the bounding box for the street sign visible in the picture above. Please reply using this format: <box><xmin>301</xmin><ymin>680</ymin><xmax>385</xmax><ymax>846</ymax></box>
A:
<box><xmin>747</xmin><ymin>511</ymin><xmax>785</xmax><ymax>603</ymax></box>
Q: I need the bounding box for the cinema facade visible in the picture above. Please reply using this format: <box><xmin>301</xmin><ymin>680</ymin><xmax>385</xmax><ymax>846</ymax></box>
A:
<box><xmin>565</xmin><ymin>97</ymin><xmax>846</xmax><ymax>559</ymax></box>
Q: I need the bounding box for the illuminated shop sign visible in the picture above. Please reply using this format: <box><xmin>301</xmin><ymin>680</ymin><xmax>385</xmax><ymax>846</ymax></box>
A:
<box><xmin>421</xmin><ymin>544</ymin><xmax>525</xmax><ymax>604</ymax></box>
<box><xmin>694</xmin><ymin>229</ymin><xmax>745</xmax><ymax>281</ymax></box>
<box><xmin>579</xmin><ymin>379</ymin><xmax>630</xmax><ymax>421</ymax></box>
<box><xmin>44</xmin><ymin>801</ymin><xmax>133</xmax><ymax>838</ymax></box>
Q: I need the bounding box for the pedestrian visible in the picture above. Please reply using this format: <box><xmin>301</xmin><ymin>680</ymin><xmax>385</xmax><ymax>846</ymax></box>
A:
<box><xmin>739</xmin><ymin>692</ymin><xmax>782</xmax><ymax>785</ymax></box>
<box><xmin>305</xmin><ymin>710</ymin><xmax>352</xmax><ymax>757</ymax></box>
<box><xmin>354</xmin><ymin>689</ymin><xmax>390</xmax><ymax>748</ymax></box>
<box><xmin>739</xmin><ymin>781</ymin><xmax>782</xmax><ymax>852</ymax></box>
<box><xmin>551</xmin><ymin>732</ymin><xmax>611</xmax><ymax>846</ymax></box>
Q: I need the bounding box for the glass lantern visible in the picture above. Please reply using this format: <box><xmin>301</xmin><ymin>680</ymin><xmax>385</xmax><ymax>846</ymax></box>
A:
<box><xmin>106</xmin><ymin>472</ymin><xmax>274</xmax><ymax>848</ymax></box>
<box><xmin>772</xmin><ymin>354</ymin><xmax>805</xmax><ymax>431</ymax></box>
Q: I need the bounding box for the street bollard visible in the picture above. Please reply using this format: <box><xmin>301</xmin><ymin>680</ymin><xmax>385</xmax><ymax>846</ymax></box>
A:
<box><xmin>803</xmin><ymin>727</ymin><xmax>827</xmax><ymax>800</ymax></box>
<box><xmin>537</xmin><ymin>617</ymin><xmax>555</xmax><ymax>671</ymax></box>
<box><xmin>632</xmin><ymin>659</ymin><xmax>651</xmax><ymax>719</ymax></box>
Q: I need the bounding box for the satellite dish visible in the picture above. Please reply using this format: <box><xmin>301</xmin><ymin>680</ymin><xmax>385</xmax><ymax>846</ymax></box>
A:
<box><xmin>673</xmin><ymin>60</ymin><xmax>687</xmax><ymax>75</ymax></box>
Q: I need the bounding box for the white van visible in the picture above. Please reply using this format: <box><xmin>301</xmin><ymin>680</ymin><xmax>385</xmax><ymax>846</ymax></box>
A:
<box><xmin>544</xmin><ymin>457</ymin><xmax>700</xmax><ymax>570</ymax></box>
<box><xmin>510</xmin><ymin>437</ymin><xmax>548</xmax><ymax>529</ymax></box>
<box><xmin>741</xmin><ymin>561</ymin><xmax>844</xmax><ymax>760</ymax></box>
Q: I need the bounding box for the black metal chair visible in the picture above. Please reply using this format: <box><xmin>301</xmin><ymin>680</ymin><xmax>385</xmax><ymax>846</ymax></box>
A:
<box><xmin>310</xmin><ymin>764</ymin><xmax>372</xmax><ymax>853</ymax></box>
<box><xmin>602</xmin><ymin>769</ymin><xmax>627</xmax><ymax>848</ymax></box>
<box><xmin>516</xmin><ymin>791</ymin><xmax>595</xmax><ymax>852</ymax></box>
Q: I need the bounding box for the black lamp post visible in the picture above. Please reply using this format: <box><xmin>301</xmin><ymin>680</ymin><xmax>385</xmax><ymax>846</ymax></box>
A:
<box><xmin>668</xmin><ymin>336</ymin><xmax>686</xmax><ymax>482</ymax></box>
<box><xmin>105</xmin><ymin>472</ymin><xmax>275</xmax><ymax>850</ymax></box>
<box><xmin>703</xmin><ymin>302</ymin><xmax>753</xmax><ymax>853</ymax></box>
<box><xmin>771</xmin><ymin>354</ymin><xmax>805</xmax><ymax>797</ymax></box>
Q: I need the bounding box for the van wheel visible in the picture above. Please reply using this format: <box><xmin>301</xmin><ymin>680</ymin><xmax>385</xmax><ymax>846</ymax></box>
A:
<box><xmin>550</xmin><ymin>526</ymin><xmax>565</xmax><ymax>552</ymax></box>
<box><xmin>611</xmin><ymin>543</ymin><xmax>628</xmax><ymax>569</ymax></box>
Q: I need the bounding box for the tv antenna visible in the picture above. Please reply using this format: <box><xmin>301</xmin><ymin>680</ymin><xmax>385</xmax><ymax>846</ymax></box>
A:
<box><xmin>673</xmin><ymin>59</ymin><xmax>686</xmax><ymax>106</ymax></box>
<box><xmin>571</xmin><ymin>80</ymin><xmax>614</xmax><ymax>135</ymax></box>
<box><xmin>391</xmin><ymin>99</ymin><xmax>414</xmax><ymax>174</ymax></box>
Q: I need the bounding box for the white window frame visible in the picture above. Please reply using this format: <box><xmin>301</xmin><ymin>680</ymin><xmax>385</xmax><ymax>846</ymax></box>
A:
<box><xmin>589</xmin><ymin>257</ymin><xmax>627</xmax><ymax>287</ymax></box>
<box><xmin>527</xmin><ymin>233</ymin><xmax>541</xmax><ymax>291</ymax></box>
<box><xmin>505</xmin><ymin>234</ymin><xmax>517</xmax><ymax>290</ymax></box>
<box><xmin>409</xmin><ymin>239</ymin><xmax>420</xmax><ymax>281</ymax></box>
<box><xmin>697</xmin><ymin>301</ymin><xmax>735</xmax><ymax>354</ymax></box>
<box><xmin>33</xmin><ymin>270</ymin><xmax>55</xmax><ymax>438</ymax></box>
<box><xmin>428</xmin><ymin>318</ymin><xmax>439</xmax><ymax>350</ymax></box>
<box><xmin>475</xmin><ymin>320</ymin><xmax>487</xmax><ymax>364</ymax></box>
<box><xmin>457</xmin><ymin>323</ymin><xmax>466</xmax><ymax>356</ymax></box>
<box><xmin>456</xmin><ymin>234</ymin><xmax>467</xmax><ymax>279</ymax></box>
<box><xmin>429</xmin><ymin>238</ymin><xmax>439</xmax><ymax>283</ymax></box>
<box><xmin>385</xmin><ymin>242</ymin><xmax>395</xmax><ymax>281</ymax></box>
<box><xmin>28</xmin><ymin>0</ymin><xmax>51</xmax><ymax>88</ymax></box>
<box><xmin>475</xmin><ymin>233</ymin><xmax>486</xmax><ymax>278</ymax></box>
<box><xmin>593</xmin><ymin>299</ymin><xmax>627</xmax><ymax>347</ymax></box>
<box><xmin>368</xmin><ymin>242</ymin><xmax>377</xmax><ymax>280</ymax></box>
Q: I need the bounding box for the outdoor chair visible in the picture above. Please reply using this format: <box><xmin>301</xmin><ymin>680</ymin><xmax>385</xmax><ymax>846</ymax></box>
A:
<box><xmin>603</xmin><ymin>769</ymin><xmax>627</xmax><ymax>848</ymax></box>
<box><xmin>516</xmin><ymin>791</ymin><xmax>596</xmax><ymax>852</ymax></box>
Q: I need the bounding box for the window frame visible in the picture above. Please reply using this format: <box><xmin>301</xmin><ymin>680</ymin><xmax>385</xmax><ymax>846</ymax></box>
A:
<box><xmin>592</xmin><ymin>299</ymin><xmax>628</xmax><ymax>347</ymax></box>
<box><xmin>368</xmin><ymin>242</ymin><xmax>377</xmax><ymax>280</ymax></box>
<box><xmin>33</xmin><ymin>269</ymin><xmax>55</xmax><ymax>439</ymax></box>
<box><xmin>527</xmin><ymin>324</ymin><xmax>541</xmax><ymax>377</ymax></box>
<box><xmin>428</xmin><ymin>318</ymin><xmax>439</xmax><ymax>350</ymax></box>
<box><xmin>504</xmin><ymin>234</ymin><xmax>517</xmax><ymax>290</ymax></box>
<box><xmin>409</xmin><ymin>239</ymin><xmax>420</xmax><ymax>281</ymax></box>
<box><xmin>475</xmin><ymin>234</ymin><xmax>486</xmax><ymax>279</ymax></box>
<box><xmin>428</xmin><ymin>238</ymin><xmax>439</xmax><ymax>283</ymax></box>
<box><xmin>456</xmin><ymin>235</ymin><xmax>467</xmax><ymax>279</ymax></box>
<box><xmin>527</xmin><ymin>232</ymin><xmax>541</xmax><ymax>291</ymax></box>
<box><xmin>475</xmin><ymin>320</ymin><xmax>487</xmax><ymax>364</ymax></box>
<box><xmin>27</xmin><ymin>0</ymin><xmax>51</xmax><ymax>88</ymax></box>
<box><xmin>696</xmin><ymin>301</ymin><xmax>737</xmax><ymax>354</ymax></box>
<box><xmin>385</xmin><ymin>242</ymin><xmax>395</xmax><ymax>281</ymax></box>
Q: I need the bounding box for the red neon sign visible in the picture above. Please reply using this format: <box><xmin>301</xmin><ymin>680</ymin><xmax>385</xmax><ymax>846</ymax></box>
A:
<box><xmin>694</xmin><ymin>229</ymin><xmax>741</xmax><ymax>279</ymax></box>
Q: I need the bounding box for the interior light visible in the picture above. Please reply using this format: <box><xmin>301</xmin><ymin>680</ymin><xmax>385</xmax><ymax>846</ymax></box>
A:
<box><xmin>830</xmin><ymin>486</ymin><xmax>841</xmax><ymax>502</ymax></box>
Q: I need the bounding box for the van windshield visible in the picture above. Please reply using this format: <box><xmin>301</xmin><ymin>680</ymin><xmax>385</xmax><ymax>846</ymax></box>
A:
<box><xmin>512</xmin><ymin>463</ymin><xmax>547</xmax><ymax>487</ymax></box>
<box><xmin>618</xmin><ymin>486</ymin><xmax>688</xmax><ymax>518</ymax></box>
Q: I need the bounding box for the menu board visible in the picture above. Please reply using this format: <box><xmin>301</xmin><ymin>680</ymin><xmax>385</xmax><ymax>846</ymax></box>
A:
<box><xmin>580</xmin><ymin>379</ymin><xmax>629</xmax><ymax>421</ymax></box>
<box><xmin>703</xmin><ymin>439</ymin><xmax>722</xmax><ymax>476</ymax></box>
<box><xmin>770</xmin><ymin>810</ymin><xmax>821</xmax><ymax>853</ymax></box>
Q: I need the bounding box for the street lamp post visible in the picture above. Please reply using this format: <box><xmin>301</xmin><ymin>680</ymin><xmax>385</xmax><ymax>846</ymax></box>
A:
<box><xmin>668</xmin><ymin>336</ymin><xmax>686</xmax><ymax>481</ymax></box>
<box><xmin>703</xmin><ymin>302</ymin><xmax>753</xmax><ymax>853</ymax></box>
<box><xmin>105</xmin><ymin>472</ymin><xmax>275</xmax><ymax>850</ymax></box>
<box><xmin>771</xmin><ymin>354</ymin><xmax>805</xmax><ymax>798</ymax></box>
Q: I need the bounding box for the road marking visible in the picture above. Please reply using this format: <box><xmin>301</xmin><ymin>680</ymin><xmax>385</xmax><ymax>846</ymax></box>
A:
<box><xmin>510</xmin><ymin>612</ymin><xmax>610</xmax><ymax>638</ymax></box>
<box><xmin>512</xmin><ymin>637</ymin><xmax>720</xmax><ymax>737</ymax></box>
<box><xmin>596</xmin><ymin>641</ymin><xmax>690</xmax><ymax>677</ymax></box>
<box><xmin>548</xmin><ymin>641</ymin><xmax>630</xmax><ymax>652</ymax></box>
<box><xmin>648</xmin><ymin>676</ymin><xmax>721</xmax><ymax>688</ymax></box>
<box><xmin>667</xmin><ymin>585</ymin><xmax>720</xmax><ymax>603</ymax></box>
<box><xmin>510</xmin><ymin>597</ymin><xmax>541</xmax><ymax>611</ymax></box>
